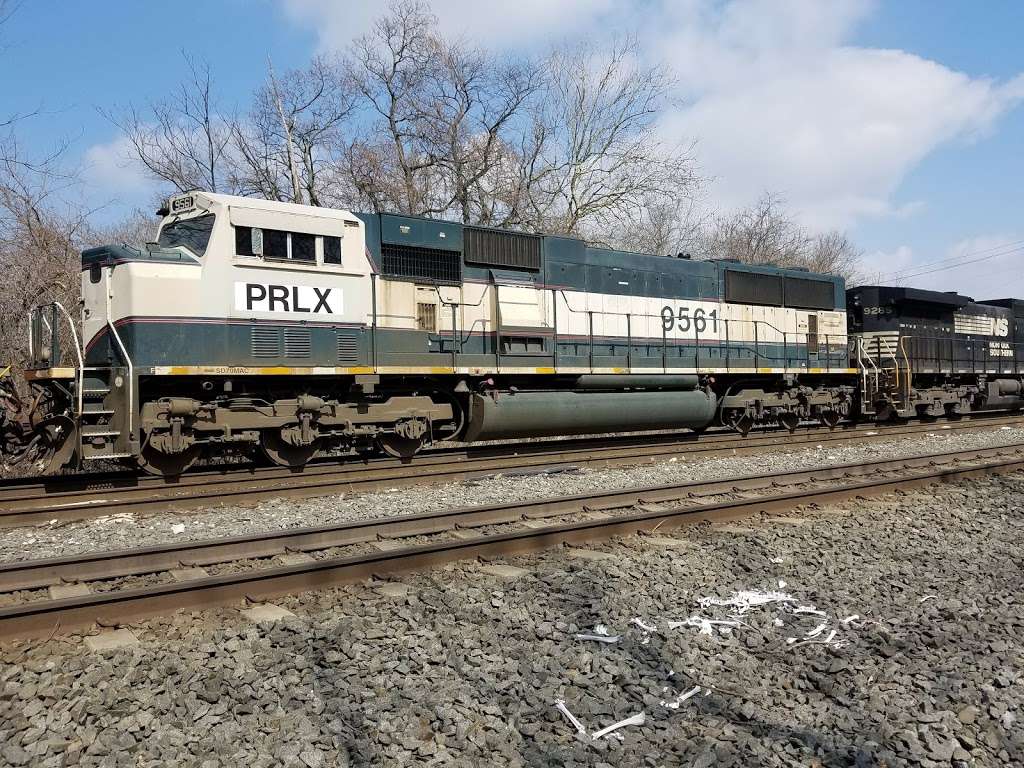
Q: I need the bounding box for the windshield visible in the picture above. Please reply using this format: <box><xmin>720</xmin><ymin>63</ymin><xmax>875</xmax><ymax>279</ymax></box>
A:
<box><xmin>157</xmin><ymin>213</ymin><xmax>215</xmax><ymax>256</ymax></box>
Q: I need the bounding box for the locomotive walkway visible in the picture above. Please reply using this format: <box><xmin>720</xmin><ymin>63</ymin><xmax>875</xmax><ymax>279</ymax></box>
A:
<box><xmin>2</xmin><ymin>413</ymin><xmax>1023</xmax><ymax>528</ymax></box>
<box><xmin>1</xmin><ymin>441</ymin><xmax>1023</xmax><ymax>641</ymax></box>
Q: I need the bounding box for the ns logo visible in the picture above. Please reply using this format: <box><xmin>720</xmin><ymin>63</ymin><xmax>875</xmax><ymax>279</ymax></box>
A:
<box><xmin>994</xmin><ymin>317</ymin><xmax>1010</xmax><ymax>337</ymax></box>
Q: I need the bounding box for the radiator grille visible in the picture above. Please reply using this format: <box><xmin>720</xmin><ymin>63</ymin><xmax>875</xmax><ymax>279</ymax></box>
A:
<box><xmin>784</xmin><ymin>277</ymin><xmax>835</xmax><ymax>310</ymax></box>
<box><xmin>381</xmin><ymin>243</ymin><xmax>462</xmax><ymax>284</ymax></box>
<box><xmin>283</xmin><ymin>328</ymin><xmax>311</xmax><ymax>358</ymax></box>
<box><xmin>337</xmin><ymin>333</ymin><xmax>359</xmax><ymax>365</ymax></box>
<box><xmin>464</xmin><ymin>227</ymin><xmax>541</xmax><ymax>270</ymax></box>
<box><xmin>725</xmin><ymin>270</ymin><xmax>783</xmax><ymax>306</ymax></box>
<box><xmin>251</xmin><ymin>327</ymin><xmax>281</xmax><ymax>358</ymax></box>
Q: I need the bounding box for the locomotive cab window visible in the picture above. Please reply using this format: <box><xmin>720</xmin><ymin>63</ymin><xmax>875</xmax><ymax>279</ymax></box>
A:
<box><xmin>234</xmin><ymin>225</ymin><xmax>341</xmax><ymax>267</ymax></box>
<box><xmin>324</xmin><ymin>236</ymin><xmax>342</xmax><ymax>265</ymax></box>
<box><xmin>158</xmin><ymin>213</ymin><xmax>216</xmax><ymax>257</ymax></box>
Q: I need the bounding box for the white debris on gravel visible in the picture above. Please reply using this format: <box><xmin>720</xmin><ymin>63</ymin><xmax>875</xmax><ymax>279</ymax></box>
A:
<box><xmin>660</xmin><ymin>685</ymin><xmax>702</xmax><ymax>710</ymax></box>
<box><xmin>575</xmin><ymin>631</ymin><xmax>621</xmax><ymax>644</ymax></box>
<box><xmin>2</xmin><ymin>425</ymin><xmax>1024</xmax><ymax>563</ymax></box>
<box><xmin>667</xmin><ymin>616</ymin><xmax>742</xmax><ymax>636</ymax></box>
<box><xmin>554</xmin><ymin>699</ymin><xmax>587</xmax><ymax>735</ymax></box>
<box><xmin>698</xmin><ymin>589</ymin><xmax>796</xmax><ymax>614</ymax></box>
<box><xmin>591</xmin><ymin>712</ymin><xmax>646</xmax><ymax>740</ymax></box>
<box><xmin>668</xmin><ymin>584</ymin><xmax>857</xmax><ymax>650</ymax></box>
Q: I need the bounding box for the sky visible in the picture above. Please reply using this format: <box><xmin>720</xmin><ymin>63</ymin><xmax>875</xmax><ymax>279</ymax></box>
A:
<box><xmin>3</xmin><ymin>0</ymin><xmax>1023</xmax><ymax>299</ymax></box>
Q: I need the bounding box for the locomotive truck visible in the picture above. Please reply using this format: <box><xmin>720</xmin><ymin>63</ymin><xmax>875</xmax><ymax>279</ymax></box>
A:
<box><xmin>1</xmin><ymin>191</ymin><xmax>1021</xmax><ymax>477</ymax></box>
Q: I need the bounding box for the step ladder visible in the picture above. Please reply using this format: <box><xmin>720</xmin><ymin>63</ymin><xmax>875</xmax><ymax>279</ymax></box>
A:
<box><xmin>856</xmin><ymin>334</ymin><xmax>911</xmax><ymax>417</ymax></box>
<box><xmin>78</xmin><ymin>367</ymin><xmax>135</xmax><ymax>461</ymax></box>
<box><xmin>27</xmin><ymin>297</ymin><xmax>138</xmax><ymax>467</ymax></box>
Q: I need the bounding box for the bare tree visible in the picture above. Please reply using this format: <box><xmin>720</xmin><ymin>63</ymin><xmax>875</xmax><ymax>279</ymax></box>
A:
<box><xmin>232</xmin><ymin>55</ymin><xmax>355</xmax><ymax>206</ymax></box>
<box><xmin>805</xmin><ymin>230</ymin><xmax>863</xmax><ymax>284</ymax></box>
<box><xmin>89</xmin><ymin>208</ymin><xmax>158</xmax><ymax>247</ymax></box>
<box><xmin>0</xmin><ymin>135</ymin><xmax>91</xmax><ymax>370</ymax></box>
<box><xmin>104</xmin><ymin>53</ymin><xmax>234</xmax><ymax>194</ymax></box>
<box><xmin>415</xmin><ymin>41</ymin><xmax>543</xmax><ymax>224</ymax></box>
<box><xmin>516</xmin><ymin>38</ymin><xmax>699</xmax><ymax>239</ymax></box>
<box><xmin>614</xmin><ymin>194</ymin><xmax>709</xmax><ymax>257</ymax></box>
<box><xmin>345</xmin><ymin>0</ymin><xmax>442</xmax><ymax>215</ymax></box>
<box><xmin>702</xmin><ymin>193</ymin><xmax>862</xmax><ymax>281</ymax></box>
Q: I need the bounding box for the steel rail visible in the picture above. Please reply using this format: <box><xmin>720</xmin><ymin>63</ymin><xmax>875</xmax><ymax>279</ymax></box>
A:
<box><xmin>1</xmin><ymin>444</ymin><xmax>1022</xmax><ymax>641</ymax></box>
<box><xmin>2</xmin><ymin>414</ymin><xmax>1023</xmax><ymax>528</ymax></box>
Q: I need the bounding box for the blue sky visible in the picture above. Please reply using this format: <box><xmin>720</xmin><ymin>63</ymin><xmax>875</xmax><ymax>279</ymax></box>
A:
<box><xmin>3</xmin><ymin>0</ymin><xmax>1022</xmax><ymax>298</ymax></box>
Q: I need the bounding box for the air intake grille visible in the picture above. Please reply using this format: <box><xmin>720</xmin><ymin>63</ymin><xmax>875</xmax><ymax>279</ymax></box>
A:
<box><xmin>464</xmin><ymin>227</ymin><xmax>541</xmax><ymax>270</ymax></box>
<box><xmin>251</xmin><ymin>327</ymin><xmax>281</xmax><ymax>358</ymax></box>
<box><xmin>725</xmin><ymin>270</ymin><xmax>783</xmax><ymax>306</ymax></box>
<box><xmin>283</xmin><ymin>328</ymin><xmax>311</xmax><ymax>358</ymax></box>
<box><xmin>784</xmin><ymin>277</ymin><xmax>835</xmax><ymax>310</ymax></box>
<box><xmin>381</xmin><ymin>243</ymin><xmax>462</xmax><ymax>284</ymax></box>
<box><xmin>337</xmin><ymin>333</ymin><xmax>359</xmax><ymax>365</ymax></box>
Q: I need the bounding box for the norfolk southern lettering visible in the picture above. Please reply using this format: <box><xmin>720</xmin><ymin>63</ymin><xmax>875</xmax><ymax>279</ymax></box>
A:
<box><xmin>234</xmin><ymin>282</ymin><xmax>343</xmax><ymax>316</ymax></box>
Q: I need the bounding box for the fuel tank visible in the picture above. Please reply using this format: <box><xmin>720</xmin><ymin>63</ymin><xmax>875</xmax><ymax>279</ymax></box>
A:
<box><xmin>980</xmin><ymin>378</ymin><xmax>1024</xmax><ymax>409</ymax></box>
<box><xmin>464</xmin><ymin>389</ymin><xmax>717</xmax><ymax>441</ymax></box>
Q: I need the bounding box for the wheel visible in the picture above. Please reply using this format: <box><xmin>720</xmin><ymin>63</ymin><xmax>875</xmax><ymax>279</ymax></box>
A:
<box><xmin>137</xmin><ymin>442</ymin><xmax>201</xmax><ymax>477</ymax></box>
<box><xmin>725</xmin><ymin>410</ymin><xmax>754</xmax><ymax>437</ymax></box>
<box><xmin>377</xmin><ymin>433</ymin><xmax>424</xmax><ymax>460</ymax></box>
<box><xmin>260</xmin><ymin>430</ymin><xmax>320</xmax><ymax>469</ymax></box>
<box><xmin>818</xmin><ymin>410</ymin><xmax>842</xmax><ymax>430</ymax></box>
<box><xmin>777</xmin><ymin>412</ymin><xmax>799</xmax><ymax>433</ymax></box>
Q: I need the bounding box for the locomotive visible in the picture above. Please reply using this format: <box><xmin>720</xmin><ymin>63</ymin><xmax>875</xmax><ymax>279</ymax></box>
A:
<box><xmin>1</xmin><ymin>191</ymin><xmax>1021</xmax><ymax>477</ymax></box>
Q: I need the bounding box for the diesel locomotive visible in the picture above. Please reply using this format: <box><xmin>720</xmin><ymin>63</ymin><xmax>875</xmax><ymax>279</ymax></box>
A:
<box><xmin>1</xmin><ymin>191</ymin><xmax>1021</xmax><ymax>476</ymax></box>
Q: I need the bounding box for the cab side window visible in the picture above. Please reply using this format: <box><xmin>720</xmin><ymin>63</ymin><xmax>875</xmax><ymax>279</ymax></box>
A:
<box><xmin>324</xmin><ymin>236</ymin><xmax>342</xmax><ymax>265</ymax></box>
<box><xmin>291</xmin><ymin>232</ymin><xmax>315</xmax><ymax>262</ymax></box>
<box><xmin>263</xmin><ymin>229</ymin><xmax>288</xmax><ymax>260</ymax></box>
<box><xmin>233</xmin><ymin>226</ymin><xmax>339</xmax><ymax>266</ymax></box>
<box><xmin>235</xmin><ymin>226</ymin><xmax>255</xmax><ymax>257</ymax></box>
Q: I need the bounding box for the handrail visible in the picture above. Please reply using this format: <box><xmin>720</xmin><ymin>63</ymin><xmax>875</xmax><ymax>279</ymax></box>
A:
<box><xmin>104</xmin><ymin>268</ymin><xmax>134</xmax><ymax>440</ymax></box>
<box><xmin>856</xmin><ymin>337</ymin><xmax>881</xmax><ymax>394</ymax></box>
<box><xmin>893</xmin><ymin>334</ymin><xmax>1024</xmax><ymax>375</ymax></box>
<box><xmin>54</xmin><ymin>303</ymin><xmax>85</xmax><ymax>419</ymax></box>
<box><xmin>24</xmin><ymin>302</ymin><xmax>85</xmax><ymax>420</ymax></box>
<box><xmin>554</xmin><ymin>289</ymin><xmax>837</xmax><ymax>342</ymax></box>
<box><xmin>898</xmin><ymin>336</ymin><xmax>911</xmax><ymax>394</ymax></box>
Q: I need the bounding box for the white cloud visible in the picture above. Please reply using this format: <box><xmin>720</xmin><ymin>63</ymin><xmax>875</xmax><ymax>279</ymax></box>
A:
<box><xmin>278</xmin><ymin>0</ymin><xmax>1024</xmax><ymax>237</ymax></box>
<box><xmin>279</xmin><ymin>0</ymin><xmax>615</xmax><ymax>51</ymax></box>
<box><xmin>82</xmin><ymin>133</ymin><xmax>159</xmax><ymax>208</ymax></box>
<box><xmin>651</xmin><ymin>0</ymin><xmax>1024</xmax><ymax>230</ymax></box>
<box><xmin>859</xmin><ymin>244</ymin><xmax>915</xmax><ymax>285</ymax></box>
<box><xmin>861</xmin><ymin>234</ymin><xmax>1024</xmax><ymax>298</ymax></box>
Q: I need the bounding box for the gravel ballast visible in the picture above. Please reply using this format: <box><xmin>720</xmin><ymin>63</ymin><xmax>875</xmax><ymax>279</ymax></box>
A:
<box><xmin>2</xmin><ymin>425</ymin><xmax>1024</xmax><ymax>564</ymax></box>
<box><xmin>1</xmin><ymin>466</ymin><xmax>1023</xmax><ymax>766</ymax></box>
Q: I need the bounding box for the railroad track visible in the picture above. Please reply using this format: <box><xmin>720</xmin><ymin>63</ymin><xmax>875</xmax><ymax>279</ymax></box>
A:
<box><xmin>1</xmin><ymin>442</ymin><xmax>1022</xmax><ymax>641</ymax></box>
<box><xmin>3</xmin><ymin>413</ymin><xmax>1024</xmax><ymax>528</ymax></box>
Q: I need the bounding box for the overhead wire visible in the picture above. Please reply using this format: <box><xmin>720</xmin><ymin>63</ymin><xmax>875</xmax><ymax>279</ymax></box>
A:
<box><xmin>882</xmin><ymin>237</ymin><xmax>1024</xmax><ymax>279</ymax></box>
<box><xmin>880</xmin><ymin>240</ymin><xmax>1024</xmax><ymax>283</ymax></box>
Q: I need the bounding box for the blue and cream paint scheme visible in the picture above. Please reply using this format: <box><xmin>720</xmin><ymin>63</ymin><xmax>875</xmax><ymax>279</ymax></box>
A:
<box><xmin>79</xmin><ymin>192</ymin><xmax>853</xmax><ymax>378</ymax></box>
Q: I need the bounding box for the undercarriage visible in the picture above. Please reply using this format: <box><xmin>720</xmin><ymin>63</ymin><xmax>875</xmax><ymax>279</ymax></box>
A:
<box><xmin>715</xmin><ymin>378</ymin><xmax>857</xmax><ymax>435</ymax></box>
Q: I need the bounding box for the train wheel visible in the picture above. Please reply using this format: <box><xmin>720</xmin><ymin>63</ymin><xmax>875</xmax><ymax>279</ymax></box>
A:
<box><xmin>725</xmin><ymin>410</ymin><xmax>754</xmax><ymax>437</ymax></box>
<box><xmin>137</xmin><ymin>443</ymin><xmax>201</xmax><ymax>477</ymax></box>
<box><xmin>377</xmin><ymin>434</ymin><xmax>424</xmax><ymax>460</ymax></box>
<box><xmin>819</xmin><ymin>410</ymin><xmax>842</xmax><ymax>430</ymax></box>
<box><xmin>777</xmin><ymin>412</ymin><xmax>799</xmax><ymax>433</ymax></box>
<box><xmin>260</xmin><ymin>431</ymin><xmax>320</xmax><ymax>469</ymax></box>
